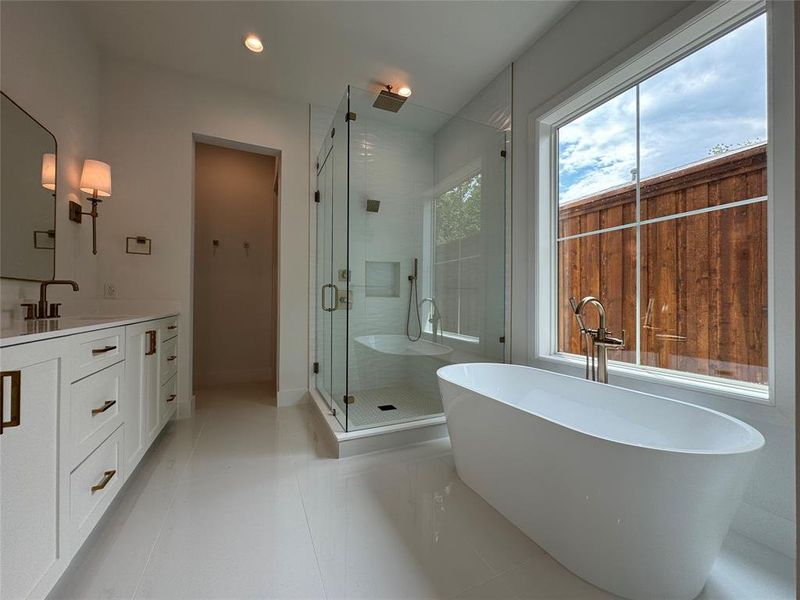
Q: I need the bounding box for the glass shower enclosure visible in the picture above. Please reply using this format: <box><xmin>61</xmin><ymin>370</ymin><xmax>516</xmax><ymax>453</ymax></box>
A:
<box><xmin>315</xmin><ymin>84</ymin><xmax>509</xmax><ymax>432</ymax></box>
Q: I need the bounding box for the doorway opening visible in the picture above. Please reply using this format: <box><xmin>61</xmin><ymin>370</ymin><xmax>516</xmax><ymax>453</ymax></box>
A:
<box><xmin>192</xmin><ymin>140</ymin><xmax>279</xmax><ymax>400</ymax></box>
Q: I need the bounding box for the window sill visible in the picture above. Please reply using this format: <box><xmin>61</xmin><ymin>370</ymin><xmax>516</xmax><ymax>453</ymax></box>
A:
<box><xmin>534</xmin><ymin>353</ymin><xmax>771</xmax><ymax>406</ymax></box>
<box><xmin>422</xmin><ymin>328</ymin><xmax>480</xmax><ymax>345</ymax></box>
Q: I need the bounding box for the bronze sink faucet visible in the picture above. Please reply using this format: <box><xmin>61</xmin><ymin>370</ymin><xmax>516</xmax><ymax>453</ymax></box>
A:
<box><xmin>22</xmin><ymin>279</ymin><xmax>80</xmax><ymax>320</ymax></box>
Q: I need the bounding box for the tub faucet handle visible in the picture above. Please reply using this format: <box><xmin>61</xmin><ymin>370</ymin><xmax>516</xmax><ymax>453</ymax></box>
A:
<box><xmin>608</xmin><ymin>334</ymin><xmax>626</xmax><ymax>350</ymax></box>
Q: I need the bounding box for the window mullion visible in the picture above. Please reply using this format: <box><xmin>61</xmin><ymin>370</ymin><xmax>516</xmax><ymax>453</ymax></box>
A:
<box><xmin>635</xmin><ymin>83</ymin><xmax>642</xmax><ymax>367</ymax></box>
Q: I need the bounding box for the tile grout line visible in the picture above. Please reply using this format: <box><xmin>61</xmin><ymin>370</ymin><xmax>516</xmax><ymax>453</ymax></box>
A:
<box><xmin>294</xmin><ymin>444</ymin><xmax>331</xmax><ymax>599</ymax></box>
<box><xmin>129</xmin><ymin>415</ymin><xmax>209</xmax><ymax>600</ymax></box>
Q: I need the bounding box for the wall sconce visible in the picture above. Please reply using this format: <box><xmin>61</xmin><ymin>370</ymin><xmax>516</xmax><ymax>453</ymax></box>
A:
<box><xmin>69</xmin><ymin>159</ymin><xmax>112</xmax><ymax>255</ymax></box>
<box><xmin>41</xmin><ymin>153</ymin><xmax>56</xmax><ymax>192</ymax></box>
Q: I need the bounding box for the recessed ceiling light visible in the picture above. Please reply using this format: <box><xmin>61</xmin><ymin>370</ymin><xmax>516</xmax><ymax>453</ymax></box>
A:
<box><xmin>397</xmin><ymin>86</ymin><xmax>412</xmax><ymax>97</ymax></box>
<box><xmin>243</xmin><ymin>34</ymin><xmax>264</xmax><ymax>53</ymax></box>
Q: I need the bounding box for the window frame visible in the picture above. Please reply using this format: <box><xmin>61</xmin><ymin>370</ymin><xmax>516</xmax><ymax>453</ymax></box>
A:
<box><xmin>534</xmin><ymin>0</ymin><xmax>779</xmax><ymax>405</ymax></box>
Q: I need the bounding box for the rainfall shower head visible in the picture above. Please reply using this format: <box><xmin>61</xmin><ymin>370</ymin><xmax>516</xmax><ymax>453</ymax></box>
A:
<box><xmin>372</xmin><ymin>86</ymin><xmax>407</xmax><ymax>113</ymax></box>
<box><xmin>366</xmin><ymin>199</ymin><xmax>380</xmax><ymax>213</ymax></box>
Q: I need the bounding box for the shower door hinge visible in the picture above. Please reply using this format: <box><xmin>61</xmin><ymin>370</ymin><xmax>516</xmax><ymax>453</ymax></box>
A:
<box><xmin>314</xmin><ymin>190</ymin><xmax>320</xmax><ymax>203</ymax></box>
<box><xmin>499</xmin><ymin>336</ymin><xmax>506</xmax><ymax>343</ymax></box>
<box><xmin>313</xmin><ymin>362</ymin><xmax>319</xmax><ymax>374</ymax></box>
<box><xmin>331</xmin><ymin>127</ymin><xmax>336</xmax><ymax>138</ymax></box>
<box><xmin>345</xmin><ymin>111</ymin><xmax>357</xmax><ymax>122</ymax></box>
<box><xmin>344</xmin><ymin>395</ymin><xmax>355</xmax><ymax>405</ymax></box>
<box><xmin>500</xmin><ymin>150</ymin><xmax>507</xmax><ymax>158</ymax></box>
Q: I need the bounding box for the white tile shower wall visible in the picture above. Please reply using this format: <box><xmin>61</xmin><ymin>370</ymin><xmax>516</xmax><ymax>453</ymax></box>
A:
<box><xmin>347</xmin><ymin>119</ymin><xmax>435</xmax><ymax>393</ymax></box>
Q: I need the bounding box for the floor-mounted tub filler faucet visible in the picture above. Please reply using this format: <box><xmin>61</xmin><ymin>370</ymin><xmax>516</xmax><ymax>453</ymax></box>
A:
<box><xmin>419</xmin><ymin>297</ymin><xmax>442</xmax><ymax>344</ymax></box>
<box><xmin>569</xmin><ymin>296</ymin><xmax>625</xmax><ymax>384</ymax></box>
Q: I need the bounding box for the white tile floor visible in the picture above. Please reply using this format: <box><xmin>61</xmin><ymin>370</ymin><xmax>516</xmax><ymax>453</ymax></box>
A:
<box><xmin>51</xmin><ymin>383</ymin><xmax>795</xmax><ymax>600</ymax></box>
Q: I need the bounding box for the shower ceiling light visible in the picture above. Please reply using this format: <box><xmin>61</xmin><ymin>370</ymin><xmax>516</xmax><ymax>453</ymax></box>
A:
<box><xmin>397</xmin><ymin>87</ymin><xmax>412</xmax><ymax>97</ymax></box>
<box><xmin>243</xmin><ymin>34</ymin><xmax>264</xmax><ymax>53</ymax></box>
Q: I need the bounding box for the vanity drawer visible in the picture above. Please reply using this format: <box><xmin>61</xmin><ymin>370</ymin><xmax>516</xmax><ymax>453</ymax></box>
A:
<box><xmin>161</xmin><ymin>374</ymin><xmax>178</xmax><ymax>426</ymax></box>
<box><xmin>70</xmin><ymin>426</ymin><xmax>124</xmax><ymax>547</ymax></box>
<box><xmin>70</xmin><ymin>362</ymin><xmax>123</xmax><ymax>467</ymax></box>
<box><xmin>160</xmin><ymin>336</ymin><xmax>178</xmax><ymax>385</ymax></box>
<box><xmin>160</xmin><ymin>317</ymin><xmax>179</xmax><ymax>342</ymax></box>
<box><xmin>69</xmin><ymin>327</ymin><xmax>125</xmax><ymax>382</ymax></box>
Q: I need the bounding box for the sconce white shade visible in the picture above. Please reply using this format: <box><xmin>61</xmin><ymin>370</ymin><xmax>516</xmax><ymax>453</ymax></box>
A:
<box><xmin>79</xmin><ymin>159</ymin><xmax>112</xmax><ymax>197</ymax></box>
<box><xmin>41</xmin><ymin>153</ymin><xmax>56</xmax><ymax>190</ymax></box>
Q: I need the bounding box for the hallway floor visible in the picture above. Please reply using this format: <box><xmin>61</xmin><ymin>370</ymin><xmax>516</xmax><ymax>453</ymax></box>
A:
<box><xmin>51</xmin><ymin>383</ymin><xmax>795</xmax><ymax>600</ymax></box>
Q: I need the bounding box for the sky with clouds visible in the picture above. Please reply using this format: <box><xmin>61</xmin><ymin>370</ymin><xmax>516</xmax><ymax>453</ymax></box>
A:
<box><xmin>558</xmin><ymin>14</ymin><xmax>767</xmax><ymax>205</ymax></box>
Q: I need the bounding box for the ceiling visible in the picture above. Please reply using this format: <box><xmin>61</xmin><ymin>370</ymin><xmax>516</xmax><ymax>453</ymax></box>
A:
<box><xmin>72</xmin><ymin>1</ymin><xmax>575</xmax><ymax>115</ymax></box>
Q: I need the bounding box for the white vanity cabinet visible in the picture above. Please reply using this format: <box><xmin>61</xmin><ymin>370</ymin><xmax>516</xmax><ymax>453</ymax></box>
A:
<box><xmin>124</xmin><ymin>323</ymin><xmax>159</xmax><ymax>473</ymax></box>
<box><xmin>0</xmin><ymin>339</ymin><xmax>69</xmax><ymax>600</ymax></box>
<box><xmin>0</xmin><ymin>313</ymin><xmax>179</xmax><ymax>599</ymax></box>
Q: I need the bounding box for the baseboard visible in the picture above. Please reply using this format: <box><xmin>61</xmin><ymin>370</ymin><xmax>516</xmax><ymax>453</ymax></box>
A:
<box><xmin>195</xmin><ymin>367</ymin><xmax>272</xmax><ymax>387</ymax></box>
<box><xmin>732</xmin><ymin>500</ymin><xmax>796</xmax><ymax>558</ymax></box>
<box><xmin>277</xmin><ymin>387</ymin><xmax>309</xmax><ymax>407</ymax></box>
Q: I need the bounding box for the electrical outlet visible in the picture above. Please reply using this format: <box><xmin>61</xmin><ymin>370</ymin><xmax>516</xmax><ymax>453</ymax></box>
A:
<box><xmin>104</xmin><ymin>283</ymin><xmax>117</xmax><ymax>299</ymax></box>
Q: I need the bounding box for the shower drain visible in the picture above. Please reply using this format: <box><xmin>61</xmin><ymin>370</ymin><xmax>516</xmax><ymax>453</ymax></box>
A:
<box><xmin>377</xmin><ymin>404</ymin><xmax>397</xmax><ymax>411</ymax></box>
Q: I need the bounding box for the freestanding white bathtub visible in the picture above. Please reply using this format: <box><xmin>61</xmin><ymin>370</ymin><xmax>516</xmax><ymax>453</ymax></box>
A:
<box><xmin>438</xmin><ymin>363</ymin><xmax>764</xmax><ymax>600</ymax></box>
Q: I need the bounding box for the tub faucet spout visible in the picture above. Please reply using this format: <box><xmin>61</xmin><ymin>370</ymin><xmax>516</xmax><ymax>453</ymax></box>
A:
<box><xmin>569</xmin><ymin>296</ymin><xmax>625</xmax><ymax>383</ymax></box>
<box><xmin>419</xmin><ymin>297</ymin><xmax>442</xmax><ymax>343</ymax></box>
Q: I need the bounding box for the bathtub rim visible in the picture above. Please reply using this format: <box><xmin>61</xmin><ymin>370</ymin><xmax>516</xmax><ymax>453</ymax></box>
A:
<box><xmin>437</xmin><ymin>362</ymin><xmax>765</xmax><ymax>457</ymax></box>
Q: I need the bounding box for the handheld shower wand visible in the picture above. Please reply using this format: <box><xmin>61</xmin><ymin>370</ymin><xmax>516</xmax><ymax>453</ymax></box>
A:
<box><xmin>406</xmin><ymin>258</ymin><xmax>422</xmax><ymax>341</ymax></box>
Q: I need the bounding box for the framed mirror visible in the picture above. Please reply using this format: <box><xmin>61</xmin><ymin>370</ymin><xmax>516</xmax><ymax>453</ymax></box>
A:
<box><xmin>1</xmin><ymin>92</ymin><xmax>57</xmax><ymax>281</ymax></box>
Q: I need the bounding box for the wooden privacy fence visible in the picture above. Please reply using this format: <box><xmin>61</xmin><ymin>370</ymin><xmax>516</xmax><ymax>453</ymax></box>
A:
<box><xmin>558</xmin><ymin>144</ymin><xmax>767</xmax><ymax>385</ymax></box>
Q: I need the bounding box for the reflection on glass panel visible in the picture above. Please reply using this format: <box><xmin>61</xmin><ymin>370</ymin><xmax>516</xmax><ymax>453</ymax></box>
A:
<box><xmin>639</xmin><ymin>14</ymin><xmax>767</xmax><ymax>201</ymax></box>
<box><xmin>434</xmin><ymin>173</ymin><xmax>482</xmax><ymax>339</ymax></box>
<box><xmin>558</xmin><ymin>87</ymin><xmax>637</xmax><ymax>235</ymax></box>
<box><xmin>640</xmin><ymin>205</ymin><xmax>767</xmax><ymax>384</ymax></box>
<box><xmin>557</xmin><ymin>229</ymin><xmax>637</xmax><ymax>366</ymax></box>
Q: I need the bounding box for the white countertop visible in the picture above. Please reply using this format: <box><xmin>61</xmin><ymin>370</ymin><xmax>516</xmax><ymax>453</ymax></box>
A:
<box><xmin>0</xmin><ymin>313</ymin><xmax>179</xmax><ymax>347</ymax></box>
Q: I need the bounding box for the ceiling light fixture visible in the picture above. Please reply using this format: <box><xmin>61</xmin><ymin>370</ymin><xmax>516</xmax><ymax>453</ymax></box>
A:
<box><xmin>397</xmin><ymin>86</ymin><xmax>412</xmax><ymax>97</ymax></box>
<box><xmin>243</xmin><ymin>34</ymin><xmax>264</xmax><ymax>53</ymax></box>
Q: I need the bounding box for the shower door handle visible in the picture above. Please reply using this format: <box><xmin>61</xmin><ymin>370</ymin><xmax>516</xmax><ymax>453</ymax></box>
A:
<box><xmin>321</xmin><ymin>283</ymin><xmax>338</xmax><ymax>312</ymax></box>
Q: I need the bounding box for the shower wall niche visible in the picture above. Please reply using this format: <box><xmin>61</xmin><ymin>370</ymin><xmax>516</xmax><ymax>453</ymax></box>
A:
<box><xmin>313</xmin><ymin>73</ymin><xmax>510</xmax><ymax>432</ymax></box>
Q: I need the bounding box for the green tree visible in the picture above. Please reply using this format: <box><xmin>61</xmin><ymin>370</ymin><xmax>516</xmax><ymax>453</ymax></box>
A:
<box><xmin>435</xmin><ymin>174</ymin><xmax>481</xmax><ymax>245</ymax></box>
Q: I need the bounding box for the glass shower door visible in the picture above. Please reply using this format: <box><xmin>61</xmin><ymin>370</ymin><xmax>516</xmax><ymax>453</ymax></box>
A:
<box><xmin>315</xmin><ymin>91</ymin><xmax>351</xmax><ymax>430</ymax></box>
<box><xmin>315</xmin><ymin>127</ymin><xmax>335</xmax><ymax>414</ymax></box>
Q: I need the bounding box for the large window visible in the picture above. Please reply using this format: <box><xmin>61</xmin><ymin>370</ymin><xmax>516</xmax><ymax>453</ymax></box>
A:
<box><xmin>433</xmin><ymin>172</ymin><xmax>482</xmax><ymax>340</ymax></box>
<box><xmin>554</xmin><ymin>12</ymin><xmax>768</xmax><ymax>387</ymax></box>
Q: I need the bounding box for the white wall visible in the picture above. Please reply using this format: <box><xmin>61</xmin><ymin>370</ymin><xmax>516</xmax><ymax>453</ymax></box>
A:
<box><xmin>0</xmin><ymin>1</ymin><xmax>100</xmax><ymax>319</ymax></box>
<box><xmin>96</xmin><ymin>57</ymin><xmax>310</xmax><ymax>411</ymax></box>
<box><xmin>193</xmin><ymin>143</ymin><xmax>277</xmax><ymax>388</ymax></box>
<box><xmin>511</xmin><ymin>0</ymin><xmax>795</xmax><ymax>558</ymax></box>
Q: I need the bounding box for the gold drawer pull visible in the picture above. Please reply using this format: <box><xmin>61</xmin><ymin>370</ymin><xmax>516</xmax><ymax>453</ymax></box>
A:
<box><xmin>91</xmin><ymin>400</ymin><xmax>116</xmax><ymax>416</ymax></box>
<box><xmin>166</xmin><ymin>394</ymin><xmax>177</xmax><ymax>403</ymax></box>
<box><xmin>91</xmin><ymin>469</ymin><xmax>116</xmax><ymax>493</ymax></box>
<box><xmin>167</xmin><ymin>325</ymin><xmax>177</xmax><ymax>330</ymax></box>
<box><xmin>167</xmin><ymin>355</ymin><xmax>177</xmax><ymax>362</ymax></box>
<box><xmin>145</xmin><ymin>330</ymin><xmax>157</xmax><ymax>356</ymax></box>
<box><xmin>92</xmin><ymin>345</ymin><xmax>117</xmax><ymax>355</ymax></box>
<box><xmin>0</xmin><ymin>370</ymin><xmax>21</xmax><ymax>434</ymax></box>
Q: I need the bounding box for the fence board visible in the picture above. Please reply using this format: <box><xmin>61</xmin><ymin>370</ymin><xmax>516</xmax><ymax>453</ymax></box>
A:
<box><xmin>558</xmin><ymin>145</ymin><xmax>767</xmax><ymax>384</ymax></box>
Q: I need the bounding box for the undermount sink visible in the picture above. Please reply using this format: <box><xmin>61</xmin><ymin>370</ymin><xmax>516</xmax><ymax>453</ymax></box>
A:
<box><xmin>354</xmin><ymin>334</ymin><xmax>452</xmax><ymax>357</ymax></box>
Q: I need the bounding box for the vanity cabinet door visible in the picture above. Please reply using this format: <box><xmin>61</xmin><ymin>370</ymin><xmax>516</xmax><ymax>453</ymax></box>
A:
<box><xmin>123</xmin><ymin>323</ymin><xmax>159</xmax><ymax>472</ymax></box>
<box><xmin>0</xmin><ymin>340</ymin><xmax>68</xmax><ymax>600</ymax></box>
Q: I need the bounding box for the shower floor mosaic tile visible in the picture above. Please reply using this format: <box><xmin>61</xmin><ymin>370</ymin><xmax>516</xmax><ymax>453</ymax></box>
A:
<box><xmin>347</xmin><ymin>385</ymin><xmax>444</xmax><ymax>430</ymax></box>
